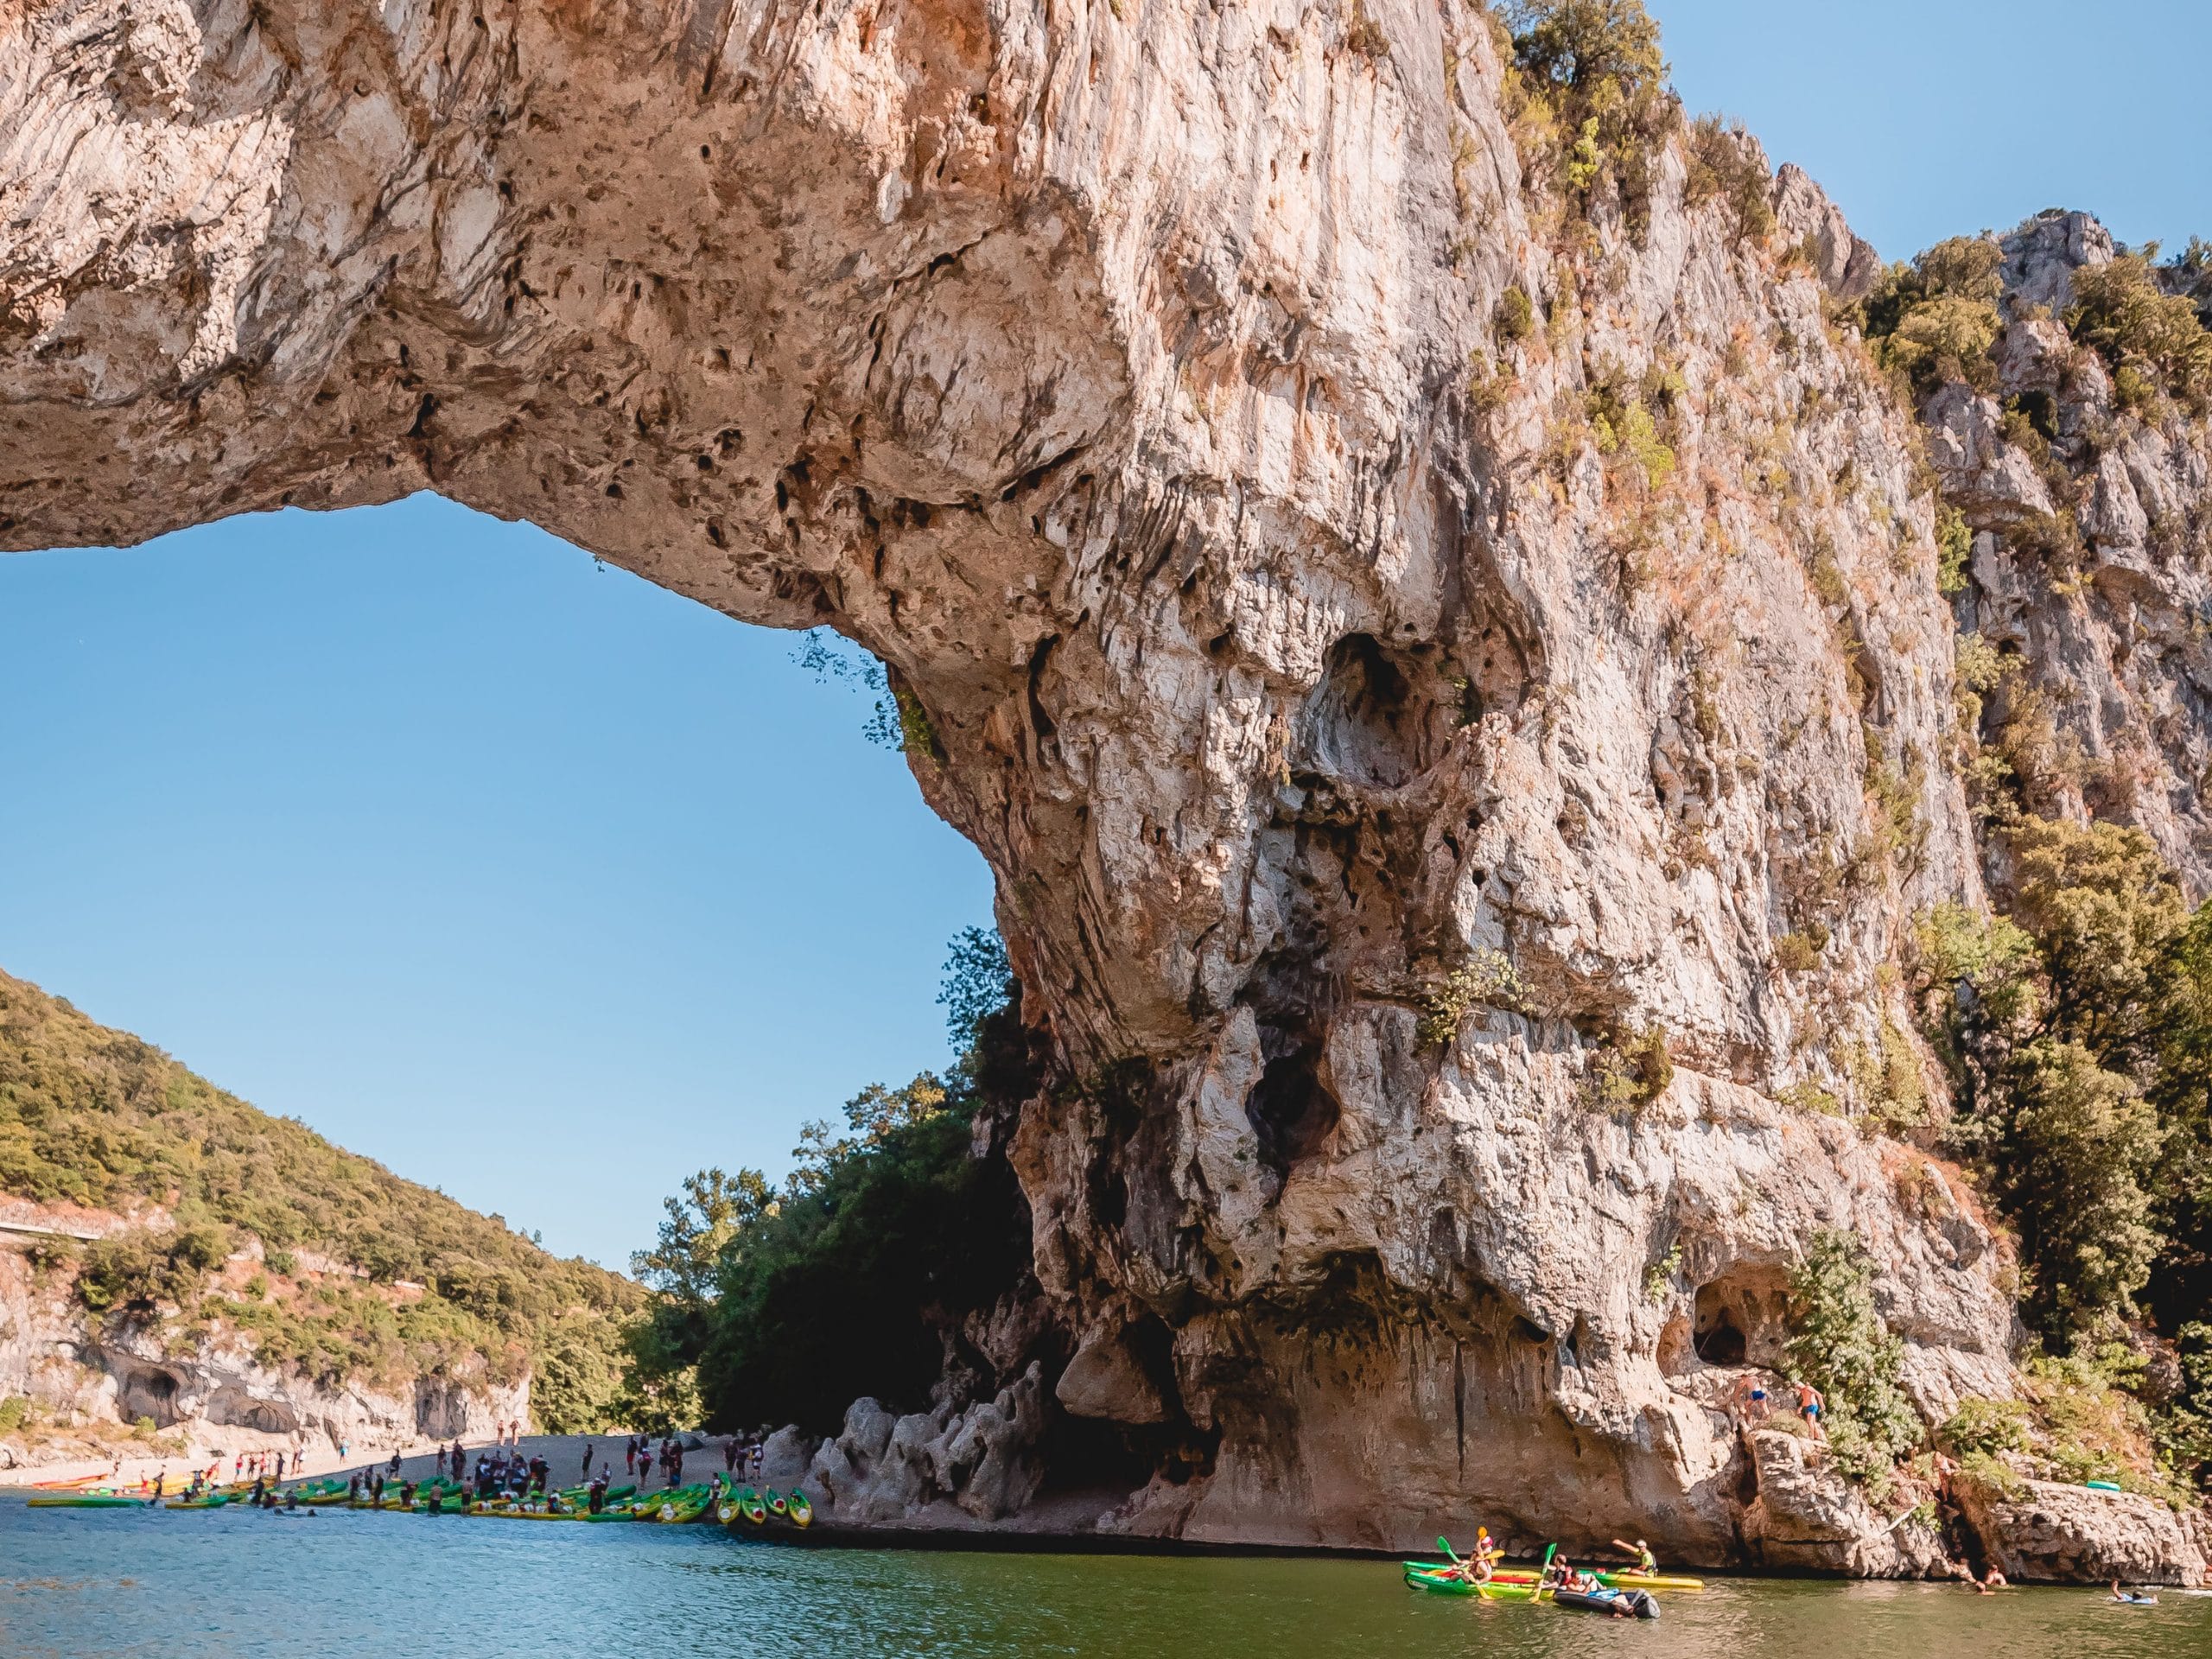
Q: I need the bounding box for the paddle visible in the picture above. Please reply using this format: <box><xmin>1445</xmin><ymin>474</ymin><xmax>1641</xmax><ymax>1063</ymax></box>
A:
<box><xmin>1437</xmin><ymin>1534</ymin><xmax>1462</xmax><ymax>1565</ymax></box>
<box><xmin>1539</xmin><ymin>1542</ymin><xmax>1557</xmax><ymax>1602</ymax></box>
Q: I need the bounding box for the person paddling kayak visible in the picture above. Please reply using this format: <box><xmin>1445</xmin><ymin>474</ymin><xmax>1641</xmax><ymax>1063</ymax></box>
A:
<box><xmin>1611</xmin><ymin>1537</ymin><xmax>1658</xmax><ymax>1574</ymax></box>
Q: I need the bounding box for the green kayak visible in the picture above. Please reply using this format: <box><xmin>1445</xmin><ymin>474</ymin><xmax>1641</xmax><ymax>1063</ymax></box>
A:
<box><xmin>28</xmin><ymin>1494</ymin><xmax>156</xmax><ymax>1509</ymax></box>
<box><xmin>787</xmin><ymin>1488</ymin><xmax>813</xmax><ymax>1528</ymax></box>
<box><xmin>1402</xmin><ymin>1567</ymin><xmax>1541</xmax><ymax>1601</ymax></box>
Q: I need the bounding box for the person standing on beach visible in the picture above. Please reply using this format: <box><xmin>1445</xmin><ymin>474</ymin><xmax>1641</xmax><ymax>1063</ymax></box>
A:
<box><xmin>724</xmin><ymin>1438</ymin><xmax>738</xmax><ymax>1473</ymax></box>
<box><xmin>582</xmin><ymin>1442</ymin><xmax>594</xmax><ymax>1479</ymax></box>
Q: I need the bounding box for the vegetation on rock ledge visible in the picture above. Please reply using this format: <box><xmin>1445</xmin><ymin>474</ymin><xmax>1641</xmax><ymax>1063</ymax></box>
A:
<box><xmin>1913</xmin><ymin>817</ymin><xmax>2212</xmax><ymax>1491</ymax></box>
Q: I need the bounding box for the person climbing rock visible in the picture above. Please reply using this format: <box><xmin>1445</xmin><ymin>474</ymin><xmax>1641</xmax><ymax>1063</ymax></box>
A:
<box><xmin>1794</xmin><ymin>1381</ymin><xmax>1826</xmax><ymax>1441</ymax></box>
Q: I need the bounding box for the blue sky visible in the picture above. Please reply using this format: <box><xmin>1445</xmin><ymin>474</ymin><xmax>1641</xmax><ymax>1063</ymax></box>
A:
<box><xmin>1661</xmin><ymin>0</ymin><xmax>2211</xmax><ymax>259</ymax></box>
<box><xmin>0</xmin><ymin>499</ymin><xmax>990</xmax><ymax>1267</ymax></box>
<box><xmin>4</xmin><ymin>1</ymin><xmax>2206</xmax><ymax>1269</ymax></box>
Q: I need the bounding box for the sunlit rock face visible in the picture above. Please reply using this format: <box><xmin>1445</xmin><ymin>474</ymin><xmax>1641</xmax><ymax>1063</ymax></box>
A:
<box><xmin>0</xmin><ymin>0</ymin><xmax>2056</xmax><ymax>1567</ymax></box>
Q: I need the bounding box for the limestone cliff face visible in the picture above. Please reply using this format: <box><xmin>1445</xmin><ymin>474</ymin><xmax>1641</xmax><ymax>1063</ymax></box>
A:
<box><xmin>1</xmin><ymin>1224</ymin><xmax>524</xmax><ymax>1469</ymax></box>
<box><xmin>1927</xmin><ymin>212</ymin><xmax>2212</xmax><ymax>890</ymax></box>
<box><xmin>0</xmin><ymin>0</ymin><xmax>2170</xmax><ymax>1569</ymax></box>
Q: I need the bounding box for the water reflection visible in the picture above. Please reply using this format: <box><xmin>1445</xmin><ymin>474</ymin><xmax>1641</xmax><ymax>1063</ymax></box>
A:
<box><xmin>0</xmin><ymin>1495</ymin><xmax>2202</xmax><ymax>1659</ymax></box>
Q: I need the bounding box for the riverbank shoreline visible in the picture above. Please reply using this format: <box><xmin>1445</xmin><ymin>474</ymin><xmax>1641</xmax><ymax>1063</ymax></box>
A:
<box><xmin>0</xmin><ymin>1431</ymin><xmax>662</xmax><ymax>1497</ymax></box>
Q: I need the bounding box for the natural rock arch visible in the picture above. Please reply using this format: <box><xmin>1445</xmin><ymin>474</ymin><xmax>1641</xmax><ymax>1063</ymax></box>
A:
<box><xmin>7</xmin><ymin>1</ymin><xmax>2029</xmax><ymax>1560</ymax></box>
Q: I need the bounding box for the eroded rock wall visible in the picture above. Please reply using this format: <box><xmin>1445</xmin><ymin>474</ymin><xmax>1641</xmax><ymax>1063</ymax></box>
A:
<box><xmin>0</xmin><ymin>0</ymin><xmax>2175</xmax><ymax>1569</ymax></box>
<box><xmin>0</xmin><ymin>1233</ymin><xmax>524</xmax><ymax>1468</ymax></box>
<box><xmin>1925</xmin><ymin>211</ymin><xmax>2212</xmax><ymax>891</ymax></box>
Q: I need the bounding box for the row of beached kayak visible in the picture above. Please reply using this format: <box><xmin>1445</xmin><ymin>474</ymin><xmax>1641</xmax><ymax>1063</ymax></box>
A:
<box><xmin>31</xmin><ymin>1472</ymin><xmax>815</xmax><ymax>1529</ymax></box>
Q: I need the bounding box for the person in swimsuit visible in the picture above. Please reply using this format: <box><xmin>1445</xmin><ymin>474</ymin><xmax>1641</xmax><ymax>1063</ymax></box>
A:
<box><xmin>1795</xmin><ymin>1382</ymin><xmax>1827</xmax><ymax>1441</ymax></box>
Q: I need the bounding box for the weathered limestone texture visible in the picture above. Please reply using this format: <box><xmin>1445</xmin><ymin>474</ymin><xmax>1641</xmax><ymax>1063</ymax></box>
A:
<box><xmin>1955</xmin><ymin>1473</ymin><xmax>2209</xmax><ymax>1586</ymax></box>
<box><xmin>0</xmin><ymin>1235</ymin><xmax>524</xmax><ymax>1464</ymax></box>
<box><xmin>8</xmin><ymin>0</ymin><xmax>2202</xmax><ymax>1573</ymax></box>
<box><xmin>1930</xmin><ymin>211</ymin><xmax>2212</xmax><ymax>890</ymax></box>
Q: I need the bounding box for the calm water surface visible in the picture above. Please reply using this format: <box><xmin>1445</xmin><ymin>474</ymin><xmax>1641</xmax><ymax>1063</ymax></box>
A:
<box><xmin>2</xmin><ymin>1493</ymin><xmax>2206</xmax><ymax>1658</ymax></box>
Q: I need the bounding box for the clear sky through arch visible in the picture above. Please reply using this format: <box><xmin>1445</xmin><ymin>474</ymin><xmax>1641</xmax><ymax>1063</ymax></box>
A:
<box><xmin>6</xmin><ymin>0</ymin><xmax>2206</xmax><ymax>1271</ymax></box>
<box><xmin>0</xmin><ymin>495</ymin><xmax>993</xmax><ymax>1268</ymax></box>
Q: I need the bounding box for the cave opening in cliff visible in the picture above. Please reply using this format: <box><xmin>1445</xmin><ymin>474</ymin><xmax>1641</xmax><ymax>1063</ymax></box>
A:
<box><xmin>1691</xmin><ymin>1267</ymin><xmax>1793</xmax><ymax>1370</ymax></box>
<box><xmin>1245</xmin><ymin>1043</ymin><xmax>1342</xmax><ymax>1191</ymax></box>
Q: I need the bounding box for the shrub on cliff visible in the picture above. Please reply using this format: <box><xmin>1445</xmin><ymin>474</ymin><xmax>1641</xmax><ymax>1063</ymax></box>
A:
<box><xmin>76</xmin><ymin>1224</ymin><xmax>231</xmax><ymax>1316</ymax></box>
<box><xmin>1783</xmin><ymin>1230</ymin><xmax>1922</xmax><ymax>1481</ymax></box>
<box><xmin>1497</xmin><ymin>0</ymin><xmax>1677</xmax><ymax>230</ymax></box>
<box><xmin>1853</xmin><ymin>236</ymin><xmax>2005</xmax><ymax>394</ymax></box>
<box><xmin>2067</xmin><ymin>250</ymin><xmax>2212</xmax><ymax>412</ymax></box>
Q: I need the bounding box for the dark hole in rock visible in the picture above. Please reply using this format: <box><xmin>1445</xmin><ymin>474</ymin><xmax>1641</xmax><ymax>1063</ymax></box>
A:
<box><xmin>1299</xmin><ymin>632</ymin><xmax>1425</xmax><ymax>789</ymax></box>
<box><xmin>1692</xmin><ymin>1266</ymin><xmax>1791</xmax><ymax>1369</ymax></box>
<box><xmin>1246</xmin><ymin>1044</ymin><xmax>1340</xmax><ymax>1189</ymax></box>
<box><xmin>1693</xmin><ymin>1304</ymin><xmax>1747</xmax><ymax>1365</ymax></box>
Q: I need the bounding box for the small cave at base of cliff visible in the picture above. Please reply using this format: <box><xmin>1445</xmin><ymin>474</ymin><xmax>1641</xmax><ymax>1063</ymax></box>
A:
<box><xmin>115</xmin><ymin>1363</ymin><xmax>187</xmax><ymax>1429</ymax></box>
<box><xmin>1039</xmin><ymin>1411</ymin><xmax>1222</xmax><ymax>1500</ymax></box>
<box><xmin>1690</xmin><ymin>1267</ymin><xmax>1792</xmax><ymax>1370</ymax></box>
<box><xmin>205</xmin><ymin>1385</ymin><xmax>299</xmax><ymax>1435</ymax></box>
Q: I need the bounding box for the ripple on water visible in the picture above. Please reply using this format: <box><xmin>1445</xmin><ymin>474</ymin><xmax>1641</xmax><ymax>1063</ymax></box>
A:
<box><xmin>0</xmin><ymin>1494</ymin><xmax>2206</xmax><ymax>1659</ymax></box>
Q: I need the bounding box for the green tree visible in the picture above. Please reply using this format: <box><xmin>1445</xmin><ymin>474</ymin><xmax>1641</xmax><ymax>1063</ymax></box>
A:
<box><xmin>1783</xmin><ymin>1231</ymin><xmax>1923</xmax><ymax>1481</ymax></box>
<box><xmin>938</xmin><ymin>926</ymin><xmax>1012</xmax><ymax>1049</ymax></box>
<box><xmin>2007</xmin><ymin>817</ymin><xmax>2186</xmax><ymax>1060</ymax></box>
<box><xmin>1503</xmin><ymin>0</ymin><xmax>1664</xmax><ymax>95</ymax></box>
<box><xmin>2145</xmin><ymin>906</ymin><xmax>2212</xmax><ymax>1332</ymax></box>
<box><xmin>2003</xmin><ymin>1039</ymin><xmax>2163</xmax><ymax>1337</ymax></box>
<box><xmin>1854</xmin><ymin>236</ymin><xmax>2005</xmax><ymax>393</ymax></box>
<box><xmin>1914</xmin><ymin>817</ymin><xmax>2185</xmax><ymax>1351</ymax></box>
<box><xmin>1499</xmin><ymin>0</ymin><xmax>1677</xmax><ymax>226</ymax></box>
<box><xmin>623</xmin><ymin>939</ymin><xmax>1044</xmax><ymax>1435</ymax></box>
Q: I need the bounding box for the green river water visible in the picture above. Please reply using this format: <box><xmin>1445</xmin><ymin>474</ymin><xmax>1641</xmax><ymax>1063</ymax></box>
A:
<box><xmin>2</xmin><ymin>1494</ymin><xmax>2205</xmax><ymax>1658</ymax></box>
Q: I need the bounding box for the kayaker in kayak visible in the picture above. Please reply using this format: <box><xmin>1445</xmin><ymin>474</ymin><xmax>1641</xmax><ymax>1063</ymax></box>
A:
<box><xmin>1433</xmin><ymin>1530</ymin><xmax>1497</xmax><ymax>1583</ymax></box>
<box><xmin>1611</xmin><ymin>1537</ymin><xmax>1658</xmax><ymax>1574</ymax></box>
